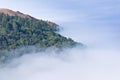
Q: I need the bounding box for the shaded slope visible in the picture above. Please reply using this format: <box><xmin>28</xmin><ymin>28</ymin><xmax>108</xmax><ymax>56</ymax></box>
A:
<box><xmin>0</xmin><ymin>9</ymin><xmax>82</xmax><ymax>51</ymax></box>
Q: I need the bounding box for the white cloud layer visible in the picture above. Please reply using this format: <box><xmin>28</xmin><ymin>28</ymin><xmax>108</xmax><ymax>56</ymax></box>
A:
<box><xmin>0</xmin><ymin>46</ymin><xmax>120</xmax><ymax>80</ymax></box>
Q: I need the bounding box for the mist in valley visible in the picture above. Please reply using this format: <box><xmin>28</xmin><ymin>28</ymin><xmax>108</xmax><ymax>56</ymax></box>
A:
<box><xmin>0</xmin><ymin>0</ymin><xmax>120</xmax><ymax>80</ymax></box>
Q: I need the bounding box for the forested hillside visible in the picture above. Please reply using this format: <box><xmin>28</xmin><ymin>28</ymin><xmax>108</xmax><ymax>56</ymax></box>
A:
<box><xmin>0</xmin><ymin>12</ymin><xmax>79</xmax><ymax>52</ymax></box>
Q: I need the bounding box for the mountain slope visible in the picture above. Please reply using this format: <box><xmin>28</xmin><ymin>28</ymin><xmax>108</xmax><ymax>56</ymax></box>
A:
<box><xmin>0</xmin><ymin>8</ymin><xmax>34</xmax><ymax>19</ymax></box>
<box><xmin>0</xmin><ymin>8</ymin><xmax>58</xmax><ymax>28</ymax></box>
<box><xmin>0</xmin><ymin>9</ymin><xmax>82</xmax><ymax>52</ymax></box>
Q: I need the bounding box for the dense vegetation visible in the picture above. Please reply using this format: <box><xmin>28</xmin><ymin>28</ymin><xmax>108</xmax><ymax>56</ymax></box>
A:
<box><xmin>0</xmin><ymin>13</ymin><xmax>78</xmax><ymax>52</ymax></box>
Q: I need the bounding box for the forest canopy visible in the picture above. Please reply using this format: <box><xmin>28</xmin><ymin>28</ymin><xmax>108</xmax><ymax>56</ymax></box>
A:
<box><xmin>0</xmin><ymin>13</ymin><xmax>79</xmax><ymax>52</ymax></box>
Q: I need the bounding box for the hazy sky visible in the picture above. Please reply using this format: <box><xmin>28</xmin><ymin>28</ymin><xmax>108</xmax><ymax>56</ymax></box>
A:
<box><xmin>0</xmin><ymin>0</ymin><xmax>120</xmax><ymax>47</ymax></box>
<box><xmin>0</xmin><ymin>0</ymin><xmax>120</xmax><ymax>22</ymax></box>
<box><xmin>0</xmin><ymin>0</ymin><xmax>120</xmax><ymax>50</ymax></box>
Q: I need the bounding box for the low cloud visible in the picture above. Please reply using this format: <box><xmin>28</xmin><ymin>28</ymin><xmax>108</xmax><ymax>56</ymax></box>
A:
<box><xmin>0</xmin><ymin>44</ymin><xmax>120</xmax><ymax>80</ymax></box>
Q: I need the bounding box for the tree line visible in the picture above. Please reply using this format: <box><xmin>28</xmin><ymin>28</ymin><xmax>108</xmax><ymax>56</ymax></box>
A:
<box><xmin>0</xmin><ymin>13</ymin><xmax>77</xmax><ymax>51</ymax></box>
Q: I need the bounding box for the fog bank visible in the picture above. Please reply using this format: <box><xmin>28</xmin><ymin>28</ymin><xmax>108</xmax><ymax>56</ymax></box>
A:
<box><xmin>0</xmin><ymin>0</ymin><xmax>120</xmax><ymax>80</ymax></box>
<box><xmin>0</xmin><ymin>45</ymin><xmax>120</xmax><ymax>80</ymax></box>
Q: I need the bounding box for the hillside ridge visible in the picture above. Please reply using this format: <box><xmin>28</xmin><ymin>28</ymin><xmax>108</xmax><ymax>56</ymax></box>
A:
<box><xmin>0</xmin><ymin>8</ymin><xmax>32</xmax><ymax>19</ymax></box>
<box><xmin>0</xmin><ymin>8</ymin><xmax>58</xmax><ymax>27</ymax></box>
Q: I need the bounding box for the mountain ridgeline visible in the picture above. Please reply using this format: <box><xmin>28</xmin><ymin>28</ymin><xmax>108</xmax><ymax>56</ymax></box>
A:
<box><xmin>0</xmin><ymin>9</ymin><xmax>82</xmax><ymax>52</ymax></box>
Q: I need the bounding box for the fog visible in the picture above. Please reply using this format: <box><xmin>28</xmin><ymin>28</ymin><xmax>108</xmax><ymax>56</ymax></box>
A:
<box><xmin>0</xmin><ymin>0</ymin><xmax>120</xmax><ymax>80</ymax></box>
<box><xmin>0</xmin><ymin>22</ymin><xmax>120</xmax><ymax>80</ymax></box>
<box><xmin>0</xmin><ymin>42</ymin><xmax>120</xmax><ymax>80</ymax></box>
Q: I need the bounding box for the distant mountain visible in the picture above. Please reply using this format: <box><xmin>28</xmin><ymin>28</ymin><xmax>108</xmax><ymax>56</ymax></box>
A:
<box><xmin>0</xmin><ymin>8</ymin><xmax>82</xmax><ymax>52</ymax></box>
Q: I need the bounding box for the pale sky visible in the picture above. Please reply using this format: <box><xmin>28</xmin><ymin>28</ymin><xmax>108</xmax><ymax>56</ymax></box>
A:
<box><xmin>0</xmin><ymin>0</ymin><xmax>120</xmax><ymax>23</ymax></box>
